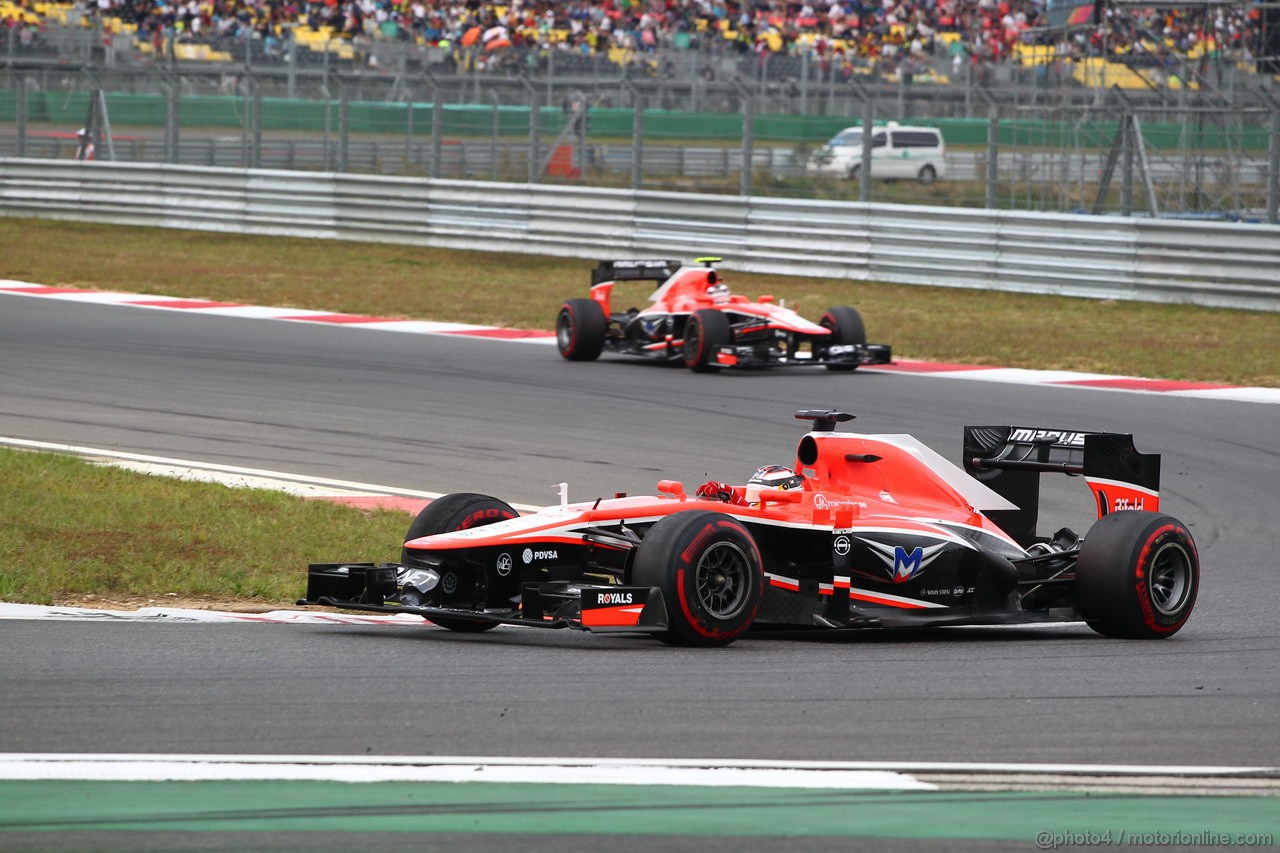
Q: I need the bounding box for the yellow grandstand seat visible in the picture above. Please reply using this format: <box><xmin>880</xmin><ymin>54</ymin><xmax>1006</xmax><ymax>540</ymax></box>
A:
<box><xmin>1072</xmin><ymin>57</ymin><xmax>1155</xmax><ymax>89</ymax></box>
<box><xmin>173</xmin><ymin>43</ymin><xmax>233</xmax><ymax>61</ymax></box>
<box><xmin>1013</xmin><ymin>42</ymin><xmax>1054</xmax><ymax>67</ymax></box>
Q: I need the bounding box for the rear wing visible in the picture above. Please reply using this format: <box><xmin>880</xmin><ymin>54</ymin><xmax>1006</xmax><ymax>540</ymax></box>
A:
<box><xmin>962</xmin><ymin>426</ymin><xmax>1161</xmax><ymax>546</ymax></box>
<box><xmin>590</xmin><ymin>260</ymin><xmax>682</xmax><ymax>286</ymax></box>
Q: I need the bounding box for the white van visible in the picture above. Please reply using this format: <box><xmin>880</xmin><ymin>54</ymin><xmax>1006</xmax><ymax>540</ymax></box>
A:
<box><xmin>806</xmin><ymin>122</ymin><xmax>947</xmax><ymax>184</ymax></box>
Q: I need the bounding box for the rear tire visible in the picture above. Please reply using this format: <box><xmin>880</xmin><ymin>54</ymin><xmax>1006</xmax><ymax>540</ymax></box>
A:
<box><xmin>556</xmin><ymin>298</ymin><xmax>607</xmax><ymax>361</ymax></box>
<box><xmin>917</xmin><ymin>165</ymin><xmax>937</xmax><ymax>185</ymax></box>
<box><xmin>819</xmin><ymin>305</ymin><xmax>866</xmax><ymax>372</ymax></box>
<box><xmin>402</xmin><ymin>493</ymin><xmax>519</xmax><ymax>633</ymax></box>
<box><xmin>1076</xmin><ymin>511</ymin><xmax>1199</xmax><ymax>639</ymax></box>
<box><xmin>682</xmin><ymin>309</ymin><xmax>732</xmax><ymax>373</ymax></box>
<box><xmin>631</xmin><ymin>511</ymin><xmax>764</xmax><ymax>647</ymax></box>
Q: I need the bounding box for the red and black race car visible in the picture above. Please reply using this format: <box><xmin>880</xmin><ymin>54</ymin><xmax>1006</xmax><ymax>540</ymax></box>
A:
<box><xmin>300</xmin><ymin>410</ymin><xmax>1199</xmax><ymax>647</ymax></box>
<box><xmin>555</xmin><ymin>258</ymin><xmax>891</xmax><ymax>372</ymax></box>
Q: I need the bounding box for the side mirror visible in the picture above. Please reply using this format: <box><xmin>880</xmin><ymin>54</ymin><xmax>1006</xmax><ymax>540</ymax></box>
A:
<box><xmin>657</xmin><ymin>480</ymin><xmax>687</xmax><ymax>501</ymax></box>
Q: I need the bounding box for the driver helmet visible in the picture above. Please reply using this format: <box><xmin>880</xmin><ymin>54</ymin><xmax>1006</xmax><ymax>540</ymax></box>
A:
<box><xmin>744</xmin><ymin>464</ymin><xmax>805</xmax><ymax>505</ymax></box>
<box><xmin>707</xmin><ymin>283</ymin><xmax>730</xmax><ymax>305</ymax></box>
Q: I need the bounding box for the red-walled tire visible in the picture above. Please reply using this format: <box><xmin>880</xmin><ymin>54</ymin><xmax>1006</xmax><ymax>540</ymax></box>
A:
<box><xmin>1076</xmin><ymin>511</ymin><xmax>1199</xmax><ymax>639</ymax></box>
<box><xmin>556</xmin><ymin>298</ymin><xmax>607</xmax><ymax>361</ymax></box>
<box><xmin>631</xmin><ymin>511</ymin><xmax>763</xmax><ymax>647</ymax></box>
<box><xmin>401</xmin><ymin>493</ymin><xmax>518</xmax><ymax>633</ymax></box>
<box><xmin>683</xmin><ymin>309</ymin><xmax>731</xmax><ymax>373</ymax></box>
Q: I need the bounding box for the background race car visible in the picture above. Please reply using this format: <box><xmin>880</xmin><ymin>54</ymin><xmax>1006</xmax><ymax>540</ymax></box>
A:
<box><xmin>555</xmin><ymin>258</ymin><xmax>891</xmax><ymax>372</ymax></box>
<box><xmin>301</xmin><ymin>410</ymin><xmax>1199</xmax><ymax>647</ymax></box>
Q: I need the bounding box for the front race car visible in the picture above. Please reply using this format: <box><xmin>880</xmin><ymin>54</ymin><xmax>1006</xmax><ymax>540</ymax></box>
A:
<box><xmin>301</xmin><ymin>410</ymin><xmax>1200</xmax><ymax>646</ymax></box>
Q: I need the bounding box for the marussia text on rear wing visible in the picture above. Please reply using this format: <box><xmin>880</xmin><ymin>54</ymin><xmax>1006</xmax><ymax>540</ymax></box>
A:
<box><xmin>963</xmin><ymin>426</ymin><xmax>1161</xmax><ymax>546</ymax></box>
<box><xmin>590</xmin><ymin>259</ymin><xmax>683</xmax><ymax>285</ymax></box>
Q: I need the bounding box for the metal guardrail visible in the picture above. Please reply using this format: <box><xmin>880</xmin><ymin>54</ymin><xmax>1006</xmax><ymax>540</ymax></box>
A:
<box><xmin>2</xmin><ymin>158</ymin><xmax>1277</xmax><ymax>311</ymax></box>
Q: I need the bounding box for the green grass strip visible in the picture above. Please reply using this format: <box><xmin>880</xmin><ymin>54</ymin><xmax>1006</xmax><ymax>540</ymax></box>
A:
<box><xmin>0</xmin><ymin>447</ymin><xmax>408</xmax><ymax>606</ymax></box>
<box><xmin>0</xmin><ymin>781</ymin><xmax>1275</xmax><ymax>841</ymax></box>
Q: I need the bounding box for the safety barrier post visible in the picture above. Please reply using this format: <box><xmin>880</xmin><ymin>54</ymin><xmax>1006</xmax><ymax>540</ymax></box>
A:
<box><xmin>14</xmin><ymin>73</ymin><xmax>26</xmax><ymax>158</ymax></box>
<box><xmin>489</xmin><ymin>90</ymin><xmax>500</xmax><ymax>180</ymax></box>
<box><xmin>1261</xmin><ymin>90</ymin><xmax>1280</xmax><ymax>225</ymax></box>
<box><xmin>162</xmin><ymin>69</ymin><xmax>179</xmax><ymax>164</ymax></box>
<box><xmin>735</xmin><ymin>79</ymin><xmax>753</xmax><ymax>197</ymax></box>
<box><xmin>623</xmin><ymin>77</ymin><xmax>644</xmax><ymax>190</ymax></box>
<box><xmin>522</xmin><ymin>74</ymin><xmax>540</xmax><ymax>184</ymax></box>
<box><xmin>339</xmin><ymin>76</ymin><xmax>350</xmax><ymax>173</ymax></box>
<box><xmin>975</xmin><ymin>87</ymin><xmax>999</xmax><ymax>210</ymax></box>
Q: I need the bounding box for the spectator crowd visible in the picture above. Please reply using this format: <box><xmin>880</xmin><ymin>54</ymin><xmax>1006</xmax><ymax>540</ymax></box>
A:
<box><xmin>6</xmin><ymin>0</ymin><xmax>1272</xmax><ymax>76</ymax></box>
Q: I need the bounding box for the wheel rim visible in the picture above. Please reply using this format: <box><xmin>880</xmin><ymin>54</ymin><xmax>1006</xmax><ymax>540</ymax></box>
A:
<box><xmin>1149</xmin><ymin>542</ymin><xmax>1192</xmax><ymax>616</ymax></box>
<box><xmin>685</xmin><ymin>321</ymin><xmax>701</xmax><ymax>363</ymax></box>
<box><xmin>694</xmin><ymin>541</ymin><xmax>751</xmax><ymax>619</ymax></box>
<box><xmin>556</xmin><ymin>311</ymin><xmax>574</xmax><ymax>351</ymax></box>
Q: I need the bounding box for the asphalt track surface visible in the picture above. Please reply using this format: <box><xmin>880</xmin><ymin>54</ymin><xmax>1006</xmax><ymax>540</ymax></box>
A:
<box><xmin>2</xmin><ymin>295</ymin><xmax>1278</xmax><ymax>775</ymax></box>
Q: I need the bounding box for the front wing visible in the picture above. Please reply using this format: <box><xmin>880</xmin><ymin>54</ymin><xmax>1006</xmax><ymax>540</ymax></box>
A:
<box><xmin>714</xmin><ymin>341</ymin><xmax>892</xmax><ymax>369</ymax></box>
<box><xmin>299</xmin><ymin>562</ymin><xmax>670</xmax><ymax>634</ymax></box>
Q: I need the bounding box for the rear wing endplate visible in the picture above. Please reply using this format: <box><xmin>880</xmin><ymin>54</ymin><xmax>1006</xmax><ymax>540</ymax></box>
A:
<box><xmin>962</xmin><ymin>426</ymin><xmax>1161</xmax><ymax>546</ymax></box>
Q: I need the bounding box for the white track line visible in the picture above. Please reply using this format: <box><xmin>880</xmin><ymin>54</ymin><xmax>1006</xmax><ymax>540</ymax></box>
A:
<box><xmin>1</xmin><ymin>754</ymin><xmax>1274</xmax><ymax>787</ymax></box>
<box><xmin>0</xmin><ymin>602</ymin><xmax>424</xmax><ymax>624</ymax></box>
<box><xmin>0</xmin><ymin>437</ymin><xmax>539</xmax><ymax>510</ymax></box>
<box><xmin>0</xmin><ymin>754</ymin><xmax>934</xmax><ymax>789</ymax></box>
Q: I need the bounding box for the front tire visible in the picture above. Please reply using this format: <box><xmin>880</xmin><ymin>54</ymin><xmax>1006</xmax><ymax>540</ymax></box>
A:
<box><xmin>556</xmin><ymin>298</ymin><xmax>607</xmax><ymax>361</ymax></box>
<box><xmin>631</xmin><ymin>511</ymin><xmax>764</xmax><ymax>647</ymax></box>
<box><xmin>402</xmin><ymin>493</ymin><xmax>519</xmax><ymax>633</ymax></box>
<box><xmin>1076</xmin><ymin>511</ymin><xmax>1199</xmax><ymax>639</ymax></box>
<box><xmin>819</xmin><ymin>305</ymin><xmax>866</xmax><ymax>372</ymax></box>
<box><xmin>683</xmin><ymin>309</ymin><xmax>731</xmax><ymax>373</ymax></box>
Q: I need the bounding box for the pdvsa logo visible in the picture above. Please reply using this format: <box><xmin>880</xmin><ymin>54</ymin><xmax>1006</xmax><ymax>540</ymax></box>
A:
<box><xmin>522</xmin><ymin>548</ymin><xmax>559</xmax><ymax>564</ymax></box>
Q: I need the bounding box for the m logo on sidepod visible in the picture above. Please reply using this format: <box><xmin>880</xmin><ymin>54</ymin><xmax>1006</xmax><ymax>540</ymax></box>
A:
<box><xmin>860</xmin><ymin>540</ymin><xmax>949</xmax><ymax>583</ymax></box>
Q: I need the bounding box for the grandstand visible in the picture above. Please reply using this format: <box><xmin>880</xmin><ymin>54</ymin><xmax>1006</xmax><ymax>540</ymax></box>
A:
<box><xmin>1</xmin><ymin>0</ymin><xmax>1273</xmax><ymax>90</ymax></box>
